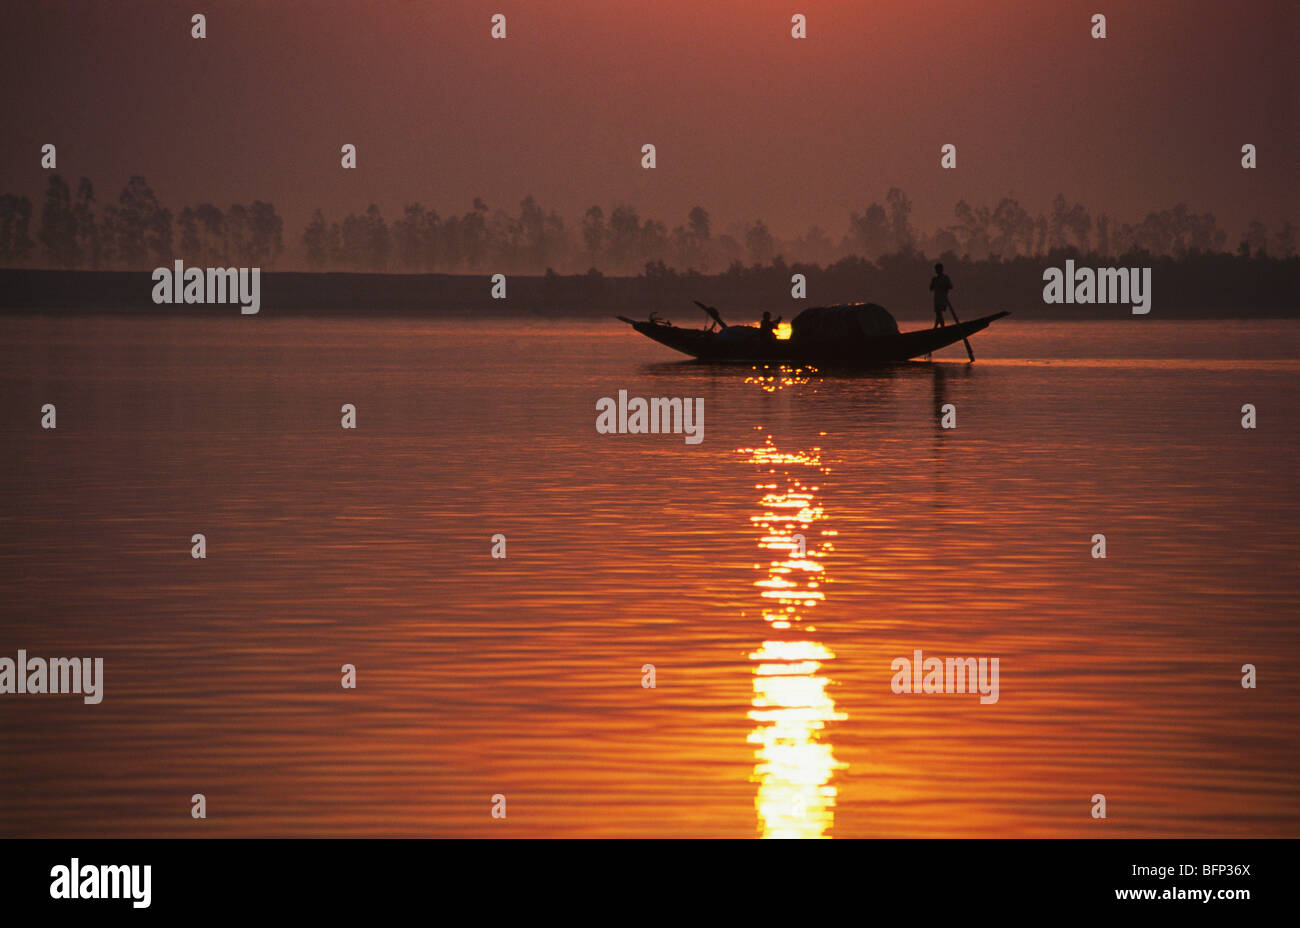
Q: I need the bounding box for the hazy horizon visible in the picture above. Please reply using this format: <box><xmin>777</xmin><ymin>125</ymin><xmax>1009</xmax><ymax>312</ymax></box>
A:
<box><xmin>3</xmin><ymin>0</ymin><xmax>1295</xmax><ymax>263</ymax></box>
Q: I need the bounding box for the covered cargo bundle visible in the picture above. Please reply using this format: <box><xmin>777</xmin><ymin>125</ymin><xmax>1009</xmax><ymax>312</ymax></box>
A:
<box><xmin>791</xmin><ymin>303</ymin><xmax>900</xmax><ymax>342</ymax></box>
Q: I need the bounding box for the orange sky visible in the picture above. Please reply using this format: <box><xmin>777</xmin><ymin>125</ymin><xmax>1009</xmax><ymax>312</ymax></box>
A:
<box><xmin>2</xmin><ymin>0</ymin><xmax>1295</xmax><ymax>242</ymax></box>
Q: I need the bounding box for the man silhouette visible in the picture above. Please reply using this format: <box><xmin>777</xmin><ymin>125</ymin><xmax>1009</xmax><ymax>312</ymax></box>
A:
<box><xmin>929</xmin><ymin>263</ymin><xmax>953</xmax><ymax>328</ymax></box>
<box><xmin>759</xmin><ymin>310</ymin><xmax>782</xmax><ymax>340</ymax></box>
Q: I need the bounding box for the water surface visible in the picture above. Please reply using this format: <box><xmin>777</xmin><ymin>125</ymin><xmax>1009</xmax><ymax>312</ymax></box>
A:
<box><xmin>1</xmin><ymin>316</ymin><xmax>1297</xmax><ymax>837</ymax></box>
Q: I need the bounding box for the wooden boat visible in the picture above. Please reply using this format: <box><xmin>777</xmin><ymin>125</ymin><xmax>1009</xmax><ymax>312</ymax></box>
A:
<box><xmin>618</xmin><ymin>302</ymin><xmax>1009</xmax><ymax>364</ymax></box>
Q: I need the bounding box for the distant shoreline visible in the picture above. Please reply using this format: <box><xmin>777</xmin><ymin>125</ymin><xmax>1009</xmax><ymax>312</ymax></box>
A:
<box><xmin>1</xmin><ymin>264</ymin><xmax>1296</xmax><ymax>320</ymax></box>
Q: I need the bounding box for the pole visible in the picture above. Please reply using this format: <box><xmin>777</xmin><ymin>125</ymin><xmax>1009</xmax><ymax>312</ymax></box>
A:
<box><xmin>947</xmin><ymin>297</ymin><xmax>975</xmax><ymax>362</ymax></box>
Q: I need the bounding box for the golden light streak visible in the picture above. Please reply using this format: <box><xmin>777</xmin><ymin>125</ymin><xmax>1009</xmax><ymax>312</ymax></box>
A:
<box><xmin>741</xmin><ymin>433</ymin><xmax>847</xmax><ymax>838</ymax></box>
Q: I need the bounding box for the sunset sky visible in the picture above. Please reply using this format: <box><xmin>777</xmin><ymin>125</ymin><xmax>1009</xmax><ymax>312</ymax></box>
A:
<box><xmin>2</xmin><ymin>0</ymin><xmax>1295</xmax><ymax>244</ymax></box>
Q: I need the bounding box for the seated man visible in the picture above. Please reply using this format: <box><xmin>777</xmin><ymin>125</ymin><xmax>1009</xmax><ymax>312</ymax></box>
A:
<box><xmin>759</xmin><ymin>311</ymin><xmax>782</xmax><ymax>340</ymax></box>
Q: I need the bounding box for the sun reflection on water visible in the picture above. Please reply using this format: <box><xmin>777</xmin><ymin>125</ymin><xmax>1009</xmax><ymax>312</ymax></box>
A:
<box><xmin>739</xmin><ymin>424</ymin><xmax>847</xmax><ymax>838</ymax></box>
<box><xmin>743</xmin><ymin>363</ymin><xmax>815</xmax><ymax>393</ymax></box>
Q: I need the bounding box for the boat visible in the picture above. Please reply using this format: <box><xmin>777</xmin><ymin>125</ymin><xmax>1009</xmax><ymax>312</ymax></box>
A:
<box><xmin>618</xmin><ymin>302</ymin><xmax>1009</xmax><ymax>365</ymax></box>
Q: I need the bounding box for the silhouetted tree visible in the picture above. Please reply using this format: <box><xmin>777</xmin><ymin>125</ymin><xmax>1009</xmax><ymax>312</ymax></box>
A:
<box><xmin>393</xmin><ymin>203</ymin><xmax>441</xmax><ymax>271</ymax></box>
<box><xmin>302</xmin><ymin>209</ymin><xmax>330</xmax><ymax>268</ymax></box>
<box><xmin>641</xmin><ymin>218</ymin><xmax>669</xmax><ymax>266</ymax></box>
<box><xmin>224</xmin><ymin>203</ymin><xmax>250</xmax><ymax>264</ymax></box>
<box><xmin>246</xmin><ymin>201</ymin><xmax>284</xmax><ymax>266</ymax></box>
<box><xmin>1064</xmin><ymin>204</ymin><xmax>1091</xmax><ymax>252</ymax></box>
<box><xmin>686</xmin><ymin>205</ymin><xmax>711</xmax><ymax>270</ymax></box>
<box><xmin>519</xmin><ymin>195</ymin><xmax>564</xmax><ymax>270</ymax></box>
<box><xmin>954</xmin><ymin>200</ymin><xmax>992</xmax><ymax>259</ymax></box>
<box><xmin>191</xmin><ymin>205</ymin><xmax>224</xmax><ymax>263</ymax></box>
<box><xmin>73</xmin><ymin>179</ymin><xmax>102</xmax><ymax>268</ymax></box>
<box><xmin>1048</xmin><ymin>194</ymin><xmax>1090</xmax><ymax>252</ymax></box>
<box><xmin>178</xmin><ymin>206</ymin><xmax>201</xmax><ymax>258</ymax></box>
<box><xmin>713</xmin><ymin>233</ymin><xmax>744</xmax><ymax>268</ymax></box>
<box><xmin>107</xmin><ymin>176</ymin><xmax>171</xmax><ymax>267</ymax></box>
<box><xmin>688</xmin><ymin>206</ymin><xmax>710</xmax><ymax>241</ymax></box>
<box><xmin>1177</xmin><ymin>205</ymin><xmax>1225</xmax><ymax>254</ymax></box>
<box><xmin>0</xmin><ymin>194</ymin><xmax>35</xmax><ymax>266</ymax></box>
<box><xmin>848</xmin><ymin>202</ymin><xmax>890</xmax><ymax>260</ymax></box>
<box><xmin>745</xmin><ymin>219</ymin><xmax>775</xmax><ymax>265</ymax></box>
<box><xmin>1049</xmin><ymin>194</ymin><xmax>1069</xmax><ymax>249</ymax></box>
<box><xmin>337</xmin><ymin>204</ymin><xmax>392</xmax><ymax>271</ymax></box>
<box><xmin>582</xmin><ymin>206</ymin><xmax>606</xmax><ymax>267</ymax></box>
<box><xmin>467</xmin><ymin>202</ymin><xmax>491</xmax><ymax>269</ymax></box>
<box><xmin>885</xmin><ymin>187</ymin><xmax>915</xmax><ymax>254</ymax></box>
<box><xmin>792</xmin><ymin>224</ymin><xmax>835</xmax><ymax>267</ymax></box>
<box><xmin>1095</xmin><ymin>212</ymin><xmax>1111</xmax><ymax>257</ymax></box>
<box><xmin>931</xmin><ymin>225</ymin><xmax>961</xmax><ymax>257</ymax></box>
<box><xmin>39</xmin><ymin>175</ymin><xmax>78</xmax><ymax>268</ymax></box>
<box><xmin>607</xmin><ymin>204</ymin><xmax>640</xmax><ymax>272</ymax></box>
<box><xmin>1244</xmin><ymin>220</ymin><xmax>1269</xmax><ymax>257</ymax></box>
<box><xmin>1274</xmin><ymin>222</ymin><xmax>1297</xmax><ymax>258</ymax></box>
<box><xmin>991</xmin><ymin>197</ymin><xmax>1033</xmax><ymax>257</ymax></box>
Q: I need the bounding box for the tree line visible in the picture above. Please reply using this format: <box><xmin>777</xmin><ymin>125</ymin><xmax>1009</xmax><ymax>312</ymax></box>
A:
<box><xmin>0</xmin><ymin>175</ymin><xmax>283</xmax><ymax>270</ymax></box>
<box><xmin>1</xmin><ymin>175</ymin><xmax>1294</xmax><ymax>273</ymax></box>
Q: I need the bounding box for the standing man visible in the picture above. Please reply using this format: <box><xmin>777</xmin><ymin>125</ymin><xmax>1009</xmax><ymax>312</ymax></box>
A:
<box><xmin>929</xmin><ymin>263</ymin><xmax>954</xmax><ymax>328</ymax></box>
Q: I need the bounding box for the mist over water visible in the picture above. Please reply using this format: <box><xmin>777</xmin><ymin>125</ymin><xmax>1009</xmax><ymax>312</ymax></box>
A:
<box><xmin>1</xmin><ymin>316</ymin><xmax>1297</xmax><ymax>837</ymax></box>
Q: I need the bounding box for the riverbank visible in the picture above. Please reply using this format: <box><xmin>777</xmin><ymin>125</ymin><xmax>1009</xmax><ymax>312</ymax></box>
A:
<box><xmin>2</xmin><ymin>259</ymin><xmax>1295</xmax><ymax>320</ymax></box>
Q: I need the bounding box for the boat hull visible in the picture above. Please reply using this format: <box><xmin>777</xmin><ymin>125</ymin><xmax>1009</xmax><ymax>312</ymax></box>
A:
<box><xmin>619</xmin><ymin>311</ymin><xmax>1010</xmax><ymax>364</ymax></box>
